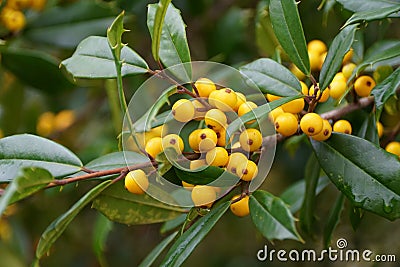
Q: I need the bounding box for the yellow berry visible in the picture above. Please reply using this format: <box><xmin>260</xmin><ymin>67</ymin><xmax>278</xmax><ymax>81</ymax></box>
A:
<box><xmin>307</xmin><ymin>39</ymin><xmax>327</xmax><ymax>55</ymax></box>
<box><xmin>300</xmin><ymin>113</ymin><xmax>324</xmax><ymax>136</ymax></box>
<box><xmin>385</xmin><ymin>141</ymin><xmax>400</xmax><ymax>157</ymax></box>
<box><xmin>231</xmin><ymin>142</ymin><xmax>241</xmax><ymax>149</ymax></box>
<box><xmin>309</xmin><ymin>50</ymin><xmax>322</xmax><ymax>71</ymax></box>
<box><xmin>290</xmin><ymin>64</ymin><xmax>306</xmax><ymax>80</ymax></box>
<box><xmin>239</xmin><ymin>128</ymin><xmax>263</xmax><ymax>152</ymax></box>
<box><xmin>268</xmin><ymin>106</ymin><xmax>284</xmax><ymax>122</ymax></box>
<box><xmin>31</xmin><ymin>0</ymin><xmax>46</xmax><ymax>11</ymax></box>
<box><xmin>329</xmin><ymin>79</ymin><xmax>347</xmax><ymax>100</ymax></box>
<box><xmin>311</xmin><ymin>119</ymin><xmax>332</xmax><ymax>141</ymax></box>
<box><xmin>226</xmin><ymin>152</ymin><xmax>248</xmax><ymax>174</ymax></box>
<box><xmin>197</xmin><ymin>128</ymin><xmax>218</xmax><ymax>152</ymax></box>
<box><xmin>182</xmin><ymin>181</ymin><xmax>195</xmax><ymax>190</ymax></box>
<box><xmin>343</xmin><ymin>49</ymin><xmax>353</xmax><ymax>64</ymax></box>
<box><xmin>206</xmin><ymin>147</ymin><xmax>229</xmax><ymax>167</ymax></box>
<box><xmin>266</xmin><ymin>94</ymin><xmax>282</xmax><ymax>102</ymax></box>
<box><xmin>204</xmin><ymin>109</ymin><xmax>227</xmax><ymax>131</ymax></box>
<box><xmin>342</xmin><ymin>63</ymin><xmax>357</xmax><ymax>80</ymax></box>
<box><xmin>300</xmin><ymin>81</ymin><xmax>309</xmax><ymax>95</ymax></box>
<box><xmin>333</xmin><ymin>120</ymin><xmax>352</xmax><ymax>134</ymax></box>
<box><xmin>319</xmin><ymin>52</ymin><xmax>327</xmax><ymax>70</ymax></box>
<box><xmin>162</xmin><ymin>134</ymin><xmax>184</xmax><ymax>154</ymax></box>
<box><xmin>230</xmin><ymin>195</ymin><xmax>250</xmax><ymax>217</ymax></box>
<box><xmin>54</xmin><ymin>110</ymin><xmax>75</xmax><ymax>131</ymax></box>
<box><xmin>377</xmin><ymin>121</ymin><xmax>384</xmax><ymax>138</ymax></box>
<box><xmin>354</xmin><ymin>75</ymin><xmax>376</xmax><ymax>97</ymax></box>
<box><xmin>6</xmin><ymin>0</ymin><xmax>31</xmax><ymax>9</ymax></box>
<box><xmin>209</xmin><ymin>88</ymin><xmax>237</xmax><ymax>112</ymax></box>
<box><xmin>281</xmin><ymin>98</ymin><xmax>305</xmax><ymax>113</ymax></box>
<box><xmin>194</xmin><ymin>78</ymin><xmax>216</xmax><ymax>97</ymax></box>
<box><xmin>234</xmin><ymin>92</ymin><xmax>246</xmax><ymax>112</ymax></box>
<box><xmin>125</xmin><ymin>170</ymin><xmax>149</xmax><ymax>194</ymax></box>
<box><xmin>172</xmin><ymin>99</ymin><xmax>195</xmax><ymax>122</ymax></box>
<box><xmin>236</xmin><ymin>160</ymin><xmax>258</xmax><ymax>181</ymax></box>
<box><xmin>216</xmin><ymin>128</ymin><xmax>227</xmax><ymax>147</ymax></box>
<box><xmin>145</xmin><ymin>137</ymin><xmax>163</xmax><ymax>159</ymax></box>
<box><xmin>274</xmin><ymin>113</ymin><xmax>298</xmax><ymax>136</ymax></box>
<box><xmin>191</xmin><ymin>185</ymin><xmax>217</xmax><ymax>207</ymax></box>
<box><xmin>36</xmin><ymin>111</ymin><xmax>55</xmax><ymax>136</ymax></box>
<box><xmin>1</xmin><ymin>8</ymin><xmax>26</xmax><ymax>32</ymax></box>
<box><xmin>309</xmin><ymin>84</ymin><xmax>330</xmax><ymax>102</ymax></box>
<box><xmin>188</xmin><ymin>129</ymin><xmax>202</xmax><ymax>151</ymax></box>
<box><xmin>190</xmin><ymin>159</ymin><xmax>207</xmax><ymax>170</ymax></box>
<box><xmin>238</xmin><ymin>101</ymin><xmax>258</xmax><ymax>124</ymax></box>
<box><xmin>333</xmin><ymin>72</ymin><xmax>347</xmax><ymax>82</ymax></box>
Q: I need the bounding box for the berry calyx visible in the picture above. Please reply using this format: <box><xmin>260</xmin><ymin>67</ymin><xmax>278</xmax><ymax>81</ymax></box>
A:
<box><xmin>333</xmin><ymin>120</ymin><xmax>352</xmax><ymax>134</ymax></box>
<box><xmin>125</xmin><ymin>170</ymin><xmax>149</xmax><ymax>194</ymax></box>
<box><xmin>194</xmin><ymin>78</ymin><xmax>216</xmax><ymax>97</ymax></box>
<box><xmin>239</xmin><ymin>128</ymin><xmax>263</xmax><ymax>152</ymax></box>
<box><xmin>230</xmin><ymin>195</ymin><xmax>250</xmax><ymax>217</ymax></box>
<box><xmin>274</xmin><ymin>112</ymin><xmax>298</xmax><ymax>136</ymax></box>
<box><xmin>300</xmin><ymin>113</ymin><xmax>324</xmax><ymax>136</ymax></box>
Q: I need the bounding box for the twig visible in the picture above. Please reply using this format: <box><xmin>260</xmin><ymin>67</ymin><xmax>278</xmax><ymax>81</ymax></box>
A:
<box><xmin>320</xmin><ymin>96</ymin><xmax>374</xmax><ymax>121</ymax></box>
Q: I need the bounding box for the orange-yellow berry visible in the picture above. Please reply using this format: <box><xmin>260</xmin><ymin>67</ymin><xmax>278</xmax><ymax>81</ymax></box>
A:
<box><xmin>354</xmin><ymin>75</ymin><xmax>376</xmax><ymax>97</ymax></box>
<box><xmin>311</xmin><ymin>120</ymin><xmax>332</xmax><ymax>141</ymax></box>
<box><xmin>239</xmin><ymin>128</ymin><xmax>263</xmax><ymax>152</ymax></box>
<box><xmin>172</xmin><ymin>99</ymin><xmax>195</xmax><ymax>122</ymax></box>
<box><xmin>274</xmin><ymin>112</ymin><xmax>298</xmax><ymax>136</ymax></box>
<box><xmin>205</xmin><ymin>109</ymin><xmax>227</xmax><ymax>131</ymax></box>
<box><xmin>125</xmin><ymin>170</ymin><xmax>149</xmax><ymax>194</ymax></box>
<box><xmin>333</xmin><ymin>120</ymin><xmax>352</xmax><ymax>134</ymax></box>
<box><xmin>230</xmin><ymin>195</ymin><xmax>250</xmax><ymax>217</ymax></box>
<box><xmin>191</xmin><ymin>185</ymin><xmax>217</xmax><ymax>207</ymax></box>
<box><xmin>206</xmin><ymin>147</ymin><xmax>229</xmax><ymax>167</ymax></box>
<box><xmin>385</xmin><ymin>141</ymin><xmax>400</xmax><ymax>158</ymax></box>
<box><xmin>145</xmin><ymin>137</ymin><xmax>163</xmax><ymax>159</ymax></box>
<box><xmin>194</xmin><ymin>78</ymin><xmax>216</xmax><ymax>97</ymax></box>
<box><xmin>236</xmin><ymin>160</ymin><xmax>258</xmax><ymax>181</ymax></box>
<box><xmin>300</xmin><ymin>113</ymin><xmax>324</xmax><ymax>136</ymax></box>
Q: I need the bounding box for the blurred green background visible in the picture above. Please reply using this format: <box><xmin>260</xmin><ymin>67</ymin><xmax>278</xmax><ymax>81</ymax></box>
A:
<box><xmin>0</xmin><ymin>0</ymin><xmax>399</xmax><ymax>266</ymax></box>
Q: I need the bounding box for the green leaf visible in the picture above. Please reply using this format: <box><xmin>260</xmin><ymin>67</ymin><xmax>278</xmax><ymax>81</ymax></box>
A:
<box><xmin>336</xmin><ymin>0</ymin><xmax>400</xmax><ymax>13</ymax></box>
<box><xmin>269</xmin><ymin>0</ymin><xmax>310</xmax><ymax>75</ymax></box>
<box><xmin>299</xmin><ymin>153</ymin><xmax>321</xmax><ymax>234</ymax></box>
<box><xmin>133</xmin><ymin>85</ymin><xmax>177</xmax><ymax>132</ymax></box>
<box><xmin>0</xmin><ymin>168</ymin><xmax>53</xmax><ymax>217</ymax></box>
<box><xmin>149</xmin><ymin>0</ymin><xmax>172</xmax><ymax>62</ymax></box>
<box><xmin>160</xmin><ymin>214</ymin><xmax>186</xmax><ymax>234</ymax></box>
<box><xmin>92</xmin><ymin>213</ymin><xmax>113</xmax><ymax>267</ymax></box>
<box><xmin>92</xmin><ymin>181</ymin><xmax>186</xmax><ymax>225</ymax></box>
<box><xmin>148</xmin><ymin>3</ymin><xmax>192</xmax><ymax>81</ymax></box>
<box><xmin>343</xmin><ymin>5</ymin><xmax>400</xmax><ymax>28</ymax></box>
<box><xmin>160</xmin><ymin>201</ymin><xmax>230</xmax><ymax>267</ymax></box>
<box><xmin>0</xmin><ymin>134</ymin><xmax>82</xmax><ymax>182</ymax></box>
<box><xmin>107</xmin><ymin>11</ymin><xmax>125</xmax><ymax>61</ymax></box>
<box><xmin>226</xmin><ymin>95</ymin><xmax>303</xmax><ymax>139</ymax></box>
<box><xmin>0</xmin><ymin>48</ymin><xmax>74</xmax><ymax>93</ymax></box>
<box><xmin>139</xmin><ymin>231</ymin><xmax>178</xmax><ymax>267</ymax></box>
<box><xmin>174</xmin><ymin>166</ymin><xmax>239</xmax><ymax>186</ymax></box>
<box><xmin>357</xmin><ymin>112</ymin><xmax>379</xmax><ymax>145</ymax></box>
<box><xmin>61</xmin><ymin>36</ymin><xmax>149</xmax><ymax>79</ymax></box>
<box><xmin>349</xmin><ymin>203</ymin><xmax>364</xmax><ymax>231</ymax></box>
<box><xmin>240</xmin><ymin>58</ymin><xmax>302</xmax><ymax>96</ymax></box>
<box><xmin>311</xmin><ymin>133</ymin><xmax>400</xmax><ymax>220</ymax></box>
<box><xmin>280</xmin><ymin>176</ymin><xmax>330</xmax><ymax>214</ymax></box>
<box><xmin>372</xmin><ymin>67</ymin><xmax>400</xmax><ymax>118</ymax></box>
<box><xmin>35</xmin><ymin>180</ymin><xmax>112</xmax><ymax>260</ymax></box>
<box><xmin>319</xmin><ymin>24</ymin><xmax>358</xmax><ymax>91</ymax></box>
<box><xmin>82</xmin><ymin>151</ymin><xmax>148</xmax><ymax>173</ymax></box>
<box><xmin>255</xmin><ymin>1</ymin><xmax>280</xmax><ymax>57</ymax></box>
<box><xmin>323</xmin><ymin>193</ymin><xmax>345</xmax><ymax>248</ymax></box>
<box><xmin>250</xmin><ymin>190</ymin><xmax>303</xmax><ymax>242</ymax></box>
<box><xmin>24</xmin><ymin>1</ymin><xmax>118</xmax><ymax>48</ymax></box>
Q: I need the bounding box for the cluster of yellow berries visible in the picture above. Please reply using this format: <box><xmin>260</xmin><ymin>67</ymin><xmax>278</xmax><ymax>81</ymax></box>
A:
<box><xmin>125</xmin><ymin>77</ymin><xmax>265</xmax><ymax>217</ymax></box>
<box><xmin>36</xmin><ymin>110</ymin><xmax>75</xmax><ymax>137</ymax></box>
<box><xmin>0</xmin><ymin>0</ymin><xmax>46</xmax><ymax>32</ymax></box>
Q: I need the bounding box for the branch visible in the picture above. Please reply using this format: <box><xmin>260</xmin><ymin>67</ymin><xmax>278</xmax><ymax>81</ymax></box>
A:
<box><xmin>320</xmin><ymin>96</ymin><xmax>374</xmax><ymax>121</ymax></box>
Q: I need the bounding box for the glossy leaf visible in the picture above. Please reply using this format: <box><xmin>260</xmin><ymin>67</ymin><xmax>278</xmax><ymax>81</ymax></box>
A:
<box><xmin>92</xmin><ymin>182</ymin><xmax>186</xmax><ymax>225</ymax></box>
<box><xmin>299</xmin><ymin>153</ymin><xmax>321</xmax><ymax>234</ymax></box>
<box><xmin>35</xmin><ymin>180</ymin><xmax>112</xmax><ymax>260</ymax></box>
<box><xmin>311</xmin><ymin>133</ymin><xmax>400</xmax><ymax>220</ymax></box>
<box><xmin>24</xmin><ymin>1</ymin><xmax>117</xmax><ymax>48</ymax></box>
<box><xmin>372</xmin><ymin>67</ymin><xmax>400</xmax><ymax>118</ymax></box>
<box><xmin>323</xmin><ymin>193</ymin><xmax>345</xmax><ymax>248</ymax></box>
<box><xmin>92</xmin><ymin>214</ymin><xmax>113</xmax><ymax>266</ymax></box>
<box><xmin>133</xmin><ymin>85</ymin><xmax>177</xmax><ymax>132</ymax></box>
<box><xmin>0</xmin><ymin>48</ymin><xmax>74</xmax><ymax>92</ymax></box>
<box><xmin>343</xmin><ymin>5</ymin><xmax>400</xmax><ymax>28</ymax></box>
<box><xmin>269</xmin><ymin>0</ymin><xmax>310</xmax><ymax>75</ymax></box>
<box><xmin>255</xmin><ymin>1</ymin><xmax>280</xmax><ymax>57</ymax></box>
<box><xmin>226</xmin><ymin>95</ymin><xmax>303</xmax><ymax>139</ymax></box>
<box><xmin>149</xmin><ymin>0</ymin><xmax>172</xmax><ymax>61</ymax></box>
<box><xmin>280</xmin><ymin>176</ymin><xmax>330</xmax><ymax>214</ymax></box>
<box><xmin>250</xmin><ymin>190</ymin><xmax>303</xmax><ymax>242</ymax></box>
<box><xmin>240</xmin><ymin>58</ymin><xmax>302</xmax><ymax>96</ymax></box>
<box><xmin>357</xmin><ymin>113</ymin><xmax>379</xmax><ymax>145</ymax></box>
<box><xmin>147</xmin><ymin>3</ymin><xmax>192</xmax><ymax>81</ymax></box>
<box><xmin>319</xmin><ymin>24</ymin><xmax>357</xmax><ymax>90</ymax></box>
<box><xmin>160</xmin><ymin>201</ymin><xmax>230</xmax><ymax>266</ymax></box>
<box><xmin>0</xmin><ymin>168</ymin><xmax>53</xmax><ymax>217</ymax></box>
<box><xmin>139</xmin><ymin>231</ymin><xmax>178</xmax><ymax>267</ymax></box>
<box><xmin>61</xmin><ymin>36</ymin><xmax>149</xmax><ymax>79</ymax></box>
<box><xmin>174</xmin><ymin>166</ymin><xmax>239</xmax><ymax>187</ymax></box>
<box><xmin>336</xmin><ymin>0</ymin><xmax>400</xmax><ymax>13</ymax></box>
<box><xmin>0</xmin><ymin>134</ymin><xmax>82</xmax><ymax>182</ymax></box>
<box><xmin>83</xmin><ymin>151</ymin><xmax>148</xmax><ymax>173</ymax></box>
